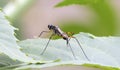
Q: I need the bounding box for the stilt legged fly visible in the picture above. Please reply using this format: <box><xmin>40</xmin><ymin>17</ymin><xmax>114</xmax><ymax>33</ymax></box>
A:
<box><xmin>39</xmin><ymin>24</ymin><xmax>90</xmax><ymax>61</ymax></box>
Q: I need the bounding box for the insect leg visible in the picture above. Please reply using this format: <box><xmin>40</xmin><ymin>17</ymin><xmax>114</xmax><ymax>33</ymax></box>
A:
<box><xmin>41</xmin><ymin>33</ymin><xmax>54</xmax><ymax>55</ymax></box>
<box><xmin>73</xmin><ymin>37</ymin><xmax>90</xmax><ymax>61</ymax></box>
<box><xmin>38</xmin><ymin>31</ymin><xmax>50</xmax><ymax>37</ymax></box>
<box><xmin>67</xmin><ymin>38</ymin><xmax>77</xmax><ymax>60</ymax></box>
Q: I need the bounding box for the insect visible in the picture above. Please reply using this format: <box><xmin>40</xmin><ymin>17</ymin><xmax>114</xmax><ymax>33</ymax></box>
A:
<box><xmin>39</xmin><ymin>24</ymin><xmax>90</xmax><ymax>61</ymax></box>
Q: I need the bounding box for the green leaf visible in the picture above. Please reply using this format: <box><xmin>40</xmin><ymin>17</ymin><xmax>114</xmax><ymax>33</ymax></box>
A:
<box><xmin>0</xmin><ymin>11</ymin><xmax>35</xmax><ymax>64</ymax></box>
<box><xmin>0</xmin><ymin>0</ymin><xmax>9</xmax><ymax>8</ymax></box>
<box><xmin>14</xmin><ymin>61</ymin><xmax>120</xmax><ymax>70</ymax></box>
<box><xmin>18</xmin><ymin>32</ymin><xmax>120</xmax><ymax>68</ymax></box>
<box><xmin>2</xmin><ymin>32</ymin><xmax>120</xmax><ymax>69</ymax></box>
<box><xmin>55</xmin><ymin>0</ymin><xmax>104</xmax><ymax>7</ymax></box>
<box><xmin>3</xmin><ymin>0</ymin><xmax>36</xmax><ymax>40</ymax></box>
<box><xmin>56</xmin><ymin>0</ymin><xmax>116</xmax><ymax>36</ymax></box>
<box><xmin>82</xmin><ymin>64</ymin><xmax>120</xmax><ymax>70</ymax></box>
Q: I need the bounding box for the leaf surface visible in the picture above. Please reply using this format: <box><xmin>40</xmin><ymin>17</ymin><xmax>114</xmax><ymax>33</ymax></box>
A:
<box><xmin>0</xmin><ymin>11</ymin><xmax>34</xmax><ymax>65</ymax></box>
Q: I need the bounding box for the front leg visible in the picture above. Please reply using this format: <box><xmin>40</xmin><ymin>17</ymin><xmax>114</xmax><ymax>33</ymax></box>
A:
<box><xmin>41</xmin><ymin>33</ymin><xmax>55</xmax><ymax>55</ymax></box>
<box><xmin>38</xmin><ymin>31</ymin><xmax>50</xmax><ymax>37</ymax></box>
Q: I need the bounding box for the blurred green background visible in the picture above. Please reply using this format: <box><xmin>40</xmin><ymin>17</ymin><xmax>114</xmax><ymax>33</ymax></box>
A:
<box><xmin>1</xmin><ymin>0</ymin><xmax>120</xmax><ymax>40</ymax></box>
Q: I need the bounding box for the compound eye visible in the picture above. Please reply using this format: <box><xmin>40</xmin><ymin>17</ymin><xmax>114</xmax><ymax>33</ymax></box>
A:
<box><xmin>48</xmin><ymin>24</ymin><xmax>52</xmax><ymax>29</ymax></box>
<box><xmin>48</xmin><ymin>25</ymin><xmax>51</xmax><ymax>28</ymax></box>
